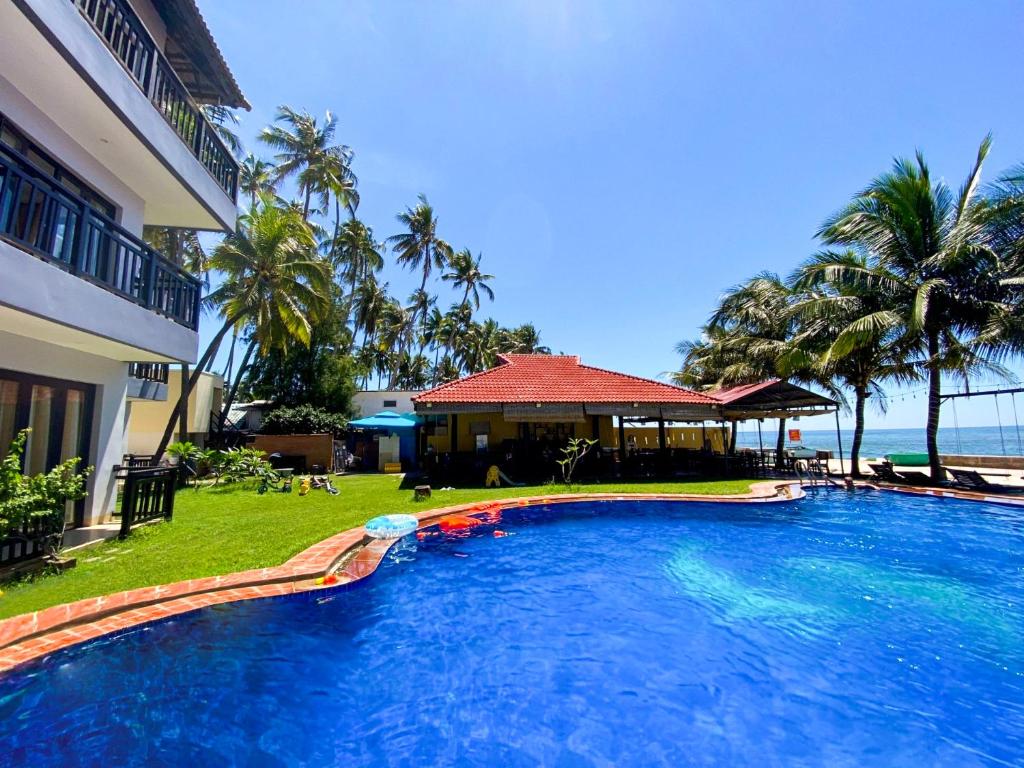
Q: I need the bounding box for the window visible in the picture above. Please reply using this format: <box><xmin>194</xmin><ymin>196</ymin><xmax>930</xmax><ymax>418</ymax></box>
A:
<box><xmin>383</xmin><ymin>399</ymin><xmax>397</xmax><ymax>408</ymax></box>
<box><xmin>0</xmin><ymin>112</ymin><xmax>117</xmax><ymax>220</ymax></box>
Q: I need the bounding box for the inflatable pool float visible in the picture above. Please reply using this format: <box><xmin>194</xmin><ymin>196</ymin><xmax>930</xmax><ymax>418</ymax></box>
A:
<box><xmin>438</xmin><ymin>514</ymin><xmax>482</xmax><ymax>533</ymax></box>
<box><xmin>365</xmin><ymin>514</ymin><xmax>418</xmax><ymax>539</ymax></box>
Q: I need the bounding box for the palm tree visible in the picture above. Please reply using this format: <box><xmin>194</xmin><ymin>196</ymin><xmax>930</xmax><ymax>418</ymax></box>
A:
<box><xmin>331</xmin><ymin>219</ymin><xmax>383</xmax><ymax>340</ymax></box>
<box><xmin>143</xmin><ymin>227</ymin><xmax>211</xmax><ymax>286</ymax></box>
<box><xmin>201</xmin><ymin>105</ymin><xmax>243</xmax><ymax>157</ymax></box>
<box><xmin>386</xmin><ymin>195</ymin><xmax>452</xmax><ymax>342</ymax></box>
<box><xmin>353</xmin><ymin>275</ymin><xmax>389</xmax><ymax>351</ymax></box>
<box><xmin>677</xmin><ymin>274</ymin><xmax>801</xmax><ymax>460</ymax></box>
<box><xmin>819</xmin><ymin>137</ymin><xmax>1011</xmax><ymax>479</ymax></box>
<box><xmin>260</xmin><ymin>106</ymin><xmax>353</xmax><ymax>221</ymax></box>
<box><xmin>443</xmin><ymin>249</ymin><xmax>495</xmax><ymax>308</ymax></box>
<box><xmin>789</xmin><ymin>250</ymin><xmax>919</xmax><ymax>476</ymax></box>
<box><xmin>239</xmin><ymin>153</ymin><xmax>277</xmax><ymax>209</ymax></box>
<box><xmin>457</xmin><ymin>318</ymin><xmax>502</xmax><ymax>373</ymax></box>
<box><xmin>152</xmin><ymin>198</ymin><xmax>331</xmax><ymax>461</ymax></box>
<box><xmin>422</xmin><ymin>306</ymin><xmax>449</xmax><ymax>382</ymax></box>
<box><xmin>501</xmin><ymin>323</ymin><xmax>550</xmax><ymax>354</ymax></box>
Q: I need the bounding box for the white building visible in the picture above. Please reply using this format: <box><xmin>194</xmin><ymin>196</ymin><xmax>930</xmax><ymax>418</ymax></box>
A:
<box><xmin>0</xmin><ymin>0</ymin><xmax>246</xmax><ymax>525</ymax></box>
<box><xmin>352</xmin><ymin>391</ymin><xmax>422</xmax><ymax>418</ymax></box>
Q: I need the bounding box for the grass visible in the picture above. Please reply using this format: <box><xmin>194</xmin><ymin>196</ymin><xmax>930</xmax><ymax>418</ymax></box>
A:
<box><xmin>0</xmin><ymin>474</ymin><xmax>757</xmax><ymax>619</ymax></box>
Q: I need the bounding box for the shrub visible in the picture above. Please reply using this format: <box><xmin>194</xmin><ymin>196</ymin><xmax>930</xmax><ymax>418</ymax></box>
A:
<box><xmin>0</xmin><ymin>429</ymin><xmax>92</xmax><ymax>552</ymax></box>
<box><xmin>261</xmin><ymin>405</ymin><xmax>347</xmax><ymax>437</ymax></box>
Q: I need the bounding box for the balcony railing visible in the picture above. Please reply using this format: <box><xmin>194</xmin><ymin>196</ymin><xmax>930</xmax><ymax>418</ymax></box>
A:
<box><xmin>128</xmin><ymin>362</ymin><xmax>170</xmax><ymax>384</ymax></box>
<box><xmin>71</xmin><ymin>0</ymin><xmax>239</xmax><ymax>201</ymax></box>
<box><xmin>0</xmin><ymin>144</ymin><xmax>201</xmax><ymax>330</ymax></box>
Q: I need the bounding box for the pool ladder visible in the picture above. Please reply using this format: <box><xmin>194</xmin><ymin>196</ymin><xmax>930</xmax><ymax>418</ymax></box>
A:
<box><xmin>794</xmin><ymin>460</ymin><xmax>843</xmax><ymax>491</ymax></box>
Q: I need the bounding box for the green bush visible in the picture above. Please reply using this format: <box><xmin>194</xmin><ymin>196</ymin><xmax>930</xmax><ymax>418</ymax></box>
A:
<box><xmin>0</xmin><ymin>429</ymin><xmax>92</xmax><ymax>549</ymax></box>
<box><xmin>260</xmin><ymin>405</ymin><xmax>347</xmax><ymax>437</ymax></box>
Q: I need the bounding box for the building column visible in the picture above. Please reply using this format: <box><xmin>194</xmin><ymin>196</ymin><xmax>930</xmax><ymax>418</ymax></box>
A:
<box><xmin>450</xmin><ymin>413</ymin><xmax>458</xmax><ymax>453</ymax></box>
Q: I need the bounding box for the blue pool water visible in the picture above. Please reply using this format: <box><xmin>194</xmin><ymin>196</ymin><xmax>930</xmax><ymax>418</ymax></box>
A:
<box><xmin>2</xmin><ymin>491</ymin><xmax>1024</xmax><ymax>766</ymax></box>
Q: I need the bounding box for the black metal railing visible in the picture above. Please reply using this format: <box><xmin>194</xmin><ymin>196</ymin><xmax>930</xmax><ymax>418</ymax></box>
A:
<box><xmin>128</xmin><ymin>362</ymin><xmax>169</xmax><ymax>384</ymax></box>
<box><xmin>119</xmin><ymin>466</ymin><xmax>176</xmax><ymax>538</ymax></box>
<box><xmin>71</xmin><ymin>0</ymin><xmax>239</xmax><ymax>201</ymax></box>
<box><xmin>0</xmin><ymin>144</ymin><xmax>201</xmax><ymax>330</ymax></box>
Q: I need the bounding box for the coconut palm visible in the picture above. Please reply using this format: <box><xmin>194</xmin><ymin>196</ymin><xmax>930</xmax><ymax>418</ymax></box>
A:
<box><xmin>818</xmin><ymin>137</ymin><xmax>1011</xmax><ymax>479</ymax></box>
<box><xmin>331</xmin><ymin>219</ymin><xmax>383</xmax><ymax>340</ymax></box>
<box><xmin>201</xmin><ymin>105</ymin><xmax>242</xmax><ymax>157</ymax></box>
<box><xmin>386</xmin><ymin>195</ymin><xmax>452</xmax><ymax>323</ymax></box>
<box><xmin>443</xmin><ymin>249</ymin><xmax>495</xmax><ymax>309</ymax></box>
<box><xmin>259</xmin><ymin>106</ymin><xmax>353</xmax><ymax>221</ymax></box>
<box><xmin>353</xmin><ymin>275</ymin><xmax>390</xmax><ymax>350</ymax></box>
<box><xmin>677</xmin><ymin>273</ymin><xmax>802</xmax><ymax>460</ymax></box>
<box><xmin>152</xmin><ymin>199</ymin><xmax>331</xmax><ymax>461</ymax></box>
<box><xmin>239</xmin><ymin>154</ymin><xmax>277</xmax><ymax>209</ymax></box>
<box><xmin>502</xmin><ymin>323</ymin><xmax>550</xmax><ymax>354</ymax></box>
<box><xmin>407</xmin><ymin>288</ymin><xmax>436</xmax><ymax>356</ymax></box>
<box><xmin>789</xmin><ymin>250</ymin><xmax>919</xmax><ymax>476</ymax></box>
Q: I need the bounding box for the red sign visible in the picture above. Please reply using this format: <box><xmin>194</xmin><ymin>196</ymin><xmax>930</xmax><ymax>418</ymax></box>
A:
<box><xmin>788</xmin><ymin>429</ymin><xmax>802</xmax><ymax>443</ymax></box>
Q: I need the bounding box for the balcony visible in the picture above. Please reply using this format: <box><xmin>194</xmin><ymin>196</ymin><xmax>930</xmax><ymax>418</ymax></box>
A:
<box><xmin>0</xmin><ymin>142</ymin><xmax>201</xmax><ymax>331</ymax></box>
<box><xmin>71</xmin><ymin>0</ymin><xmax>238</xmax><ymax>201</ymax></box>
<box><xmin>128</xmin><ymin>362</ymin><xmax>169</xmax><ymax>400</ymax></box>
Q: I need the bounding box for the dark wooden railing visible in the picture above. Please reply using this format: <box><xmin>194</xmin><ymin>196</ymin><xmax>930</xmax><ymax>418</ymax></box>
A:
<box><xmin>0</xmin><ymin>516</ymin><xmax>60</xmax><ymax>569</ymax></box>
<box><xmin>128</xmin><ymin>363</ymin><xmax>169</xmax><ymax>384</ymax></box>
<box><xmin>0</xmin><ymin>144</ymin><xmax>201</xmax><ymax>330</ymax></box>
<box><xmin>71</xmin><ymin>0</ymin><xmax>239</xmax><ymax>201</ymax></box>
<box><xmin>119</xmin><ymin>466</ymin><xmax>176</xmax><ymax>538</ymax></box>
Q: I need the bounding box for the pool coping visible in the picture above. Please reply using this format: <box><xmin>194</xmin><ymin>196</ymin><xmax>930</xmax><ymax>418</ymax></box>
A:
<box><xmin>0</xmin><ymin>482</ymin><xmax>802</xmax><ymax>673</ymax></box>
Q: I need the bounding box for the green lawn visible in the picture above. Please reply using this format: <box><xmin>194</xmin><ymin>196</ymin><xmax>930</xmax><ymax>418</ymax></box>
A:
<box><xmin>0</xmin><ymin>474</ymin><xmax>756</xmax><ymax>619</ymax></box>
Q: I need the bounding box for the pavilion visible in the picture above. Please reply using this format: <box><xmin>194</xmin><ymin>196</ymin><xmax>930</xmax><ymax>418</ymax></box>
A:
<box><xmin>412</xmin><ymin>355</ymin><xmax>842</xmax><ymax>481</ymax></box>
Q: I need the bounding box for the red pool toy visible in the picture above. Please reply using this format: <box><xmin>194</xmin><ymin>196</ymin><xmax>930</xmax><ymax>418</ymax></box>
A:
<box><xmin>438</xmin><ymin>514</ymin><xmax>482</xmax><ymax>533</ymax></box>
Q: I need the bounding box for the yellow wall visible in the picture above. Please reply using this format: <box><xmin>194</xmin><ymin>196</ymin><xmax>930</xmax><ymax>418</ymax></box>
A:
<box><xmin>623</xmin><ymin>425</ymin><xmax>728</xmax><ymax>453</ymax></box>
<box><xmin>126</xmin><ymin>371</ymin><xmax>223</xmax><ymax>455</ymax></box>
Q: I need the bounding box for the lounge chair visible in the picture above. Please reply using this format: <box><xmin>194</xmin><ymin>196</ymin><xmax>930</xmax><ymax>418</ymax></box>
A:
<box><xmin>868</xmin><ymin>462</ymin><xmax>900</xmax><ymax>482</ymax></box>
<box><xmin>945</xmin><ymin>468</ymin><xmax>1024</xmax><ymax>494</ymax></box>
<box><xmin>867</xmin><ymin>462</ymin><xmax>934</xmax><ymax>486</ymax></box>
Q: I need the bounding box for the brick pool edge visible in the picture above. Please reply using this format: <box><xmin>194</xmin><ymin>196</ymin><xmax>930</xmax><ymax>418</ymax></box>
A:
<box><xmin>0</xmin><ymin>482</ymin><xmax>802</xmax><ymax>673</ymax></box>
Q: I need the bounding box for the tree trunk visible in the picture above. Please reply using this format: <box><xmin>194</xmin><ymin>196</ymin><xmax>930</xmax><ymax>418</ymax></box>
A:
<box><xmin>218</xmin><ymin>340</ymin><xmax>257</xmax><ymax>433</ymax></box>
<box><xmin>775</xmin><ymin>417</ymin><xmax>787</xmax><ymax>468</ymax></box>
<box><xmin>850</xmin><ymin>384</ymin><xmax>867</xmax><ymax>479</ymax></box>
<box><xmin>926</xmin><ymin>330</ymin><xmax>944</xmax><ymax>481</ymax></box>
<box><xmin>151</xmin><ymin>316</ymin><xmax>239</xmax><ymax>464</ymax></box>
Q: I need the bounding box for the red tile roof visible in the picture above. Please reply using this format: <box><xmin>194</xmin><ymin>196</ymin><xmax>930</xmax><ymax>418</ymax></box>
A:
<box><xmin>709</xmin><ymin>379</ymin><xmax>783</xmax><ymax>404</ymax></box>
<box><xmin>414</xmin><ymin>355</ymin><xmax>718</xmax><ymax>405</ymax></box>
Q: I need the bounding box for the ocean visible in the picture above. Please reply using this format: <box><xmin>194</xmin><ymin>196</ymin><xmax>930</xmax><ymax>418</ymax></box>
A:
<box><xmin>733</xmin><ymin>425</ymin><xmax>1024</xmax><ymax>459</ymax></box>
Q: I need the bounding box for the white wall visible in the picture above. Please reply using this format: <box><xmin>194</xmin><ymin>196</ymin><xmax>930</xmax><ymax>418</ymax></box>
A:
<box><xmin>0</xmin><ymin>329</ymin><xmax>128</xmax><ymax>525</ymax></box>
<box><xmin>2</xmin><ymin>0</ymin><xmax>237</xmax><ymax>230</ymax></box>
<box><xmin>0</xmin><ymin>241</ymin><xmax>199</xmax><ymax>364</ymax></box>
<box><xmin>352</xmin><ymin>391</ymin><xmax>422</xmax><ymax>418</ymax></box>
<box><xmin>0</xmin><ymin>73</ymin><xmax>145</xmax><ymax>233</ymax></box>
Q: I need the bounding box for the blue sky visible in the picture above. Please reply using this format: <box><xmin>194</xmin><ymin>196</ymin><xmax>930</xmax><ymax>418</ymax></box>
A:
<box><xmin>198</xmin><ymin>0</ymin><xmax>1024</xmax><ymax>430</ymax></box>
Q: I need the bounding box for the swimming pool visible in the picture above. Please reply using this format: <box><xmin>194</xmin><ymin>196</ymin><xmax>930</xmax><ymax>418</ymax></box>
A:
<box><xmin>2</xmin><ymin>490</ymin><xmax>1023</xmax><ymax>766</ymax></box>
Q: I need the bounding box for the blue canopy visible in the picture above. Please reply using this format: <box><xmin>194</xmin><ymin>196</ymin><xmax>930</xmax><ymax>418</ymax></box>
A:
<box><xmin>348</xmin><ymin>411</ymin><xmax>420</xmax><ymax>430</ymax></box>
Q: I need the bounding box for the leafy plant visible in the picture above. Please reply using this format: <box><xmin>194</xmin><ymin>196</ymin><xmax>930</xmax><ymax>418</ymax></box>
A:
<box><xmin>217</xmin><ymin>447</ymin><xmax>273</xmax><ymax>484</ymax></box>
<box><xmin>556</xmin><ymin>438</ymin><xmax>598</xmax><ymax>488</ymax></box>
<box><xmin>166</xmin><ymin>441</ymin><xmax>200</xmax><ymax>463</ymax></box>
<box><xmin>0</xmin><ymin>429</ymin><xmax>92</xmax><ymax>556</ymax></box>
<box><xmin>261</xmin><ymin>404</ymin><xmax>347</xmax><ymax>436</ymax></box>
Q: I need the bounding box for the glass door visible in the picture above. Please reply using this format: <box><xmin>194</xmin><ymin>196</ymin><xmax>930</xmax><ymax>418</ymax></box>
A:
<box><xmin>0</xmin><ymin>370</ymin><xmax>95</xmax><ymax>527</ymax></box>
<box><xmin>0</xmin><ymin>379</ymin><xmax>18</xmax><ymax>460</ymax></box>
